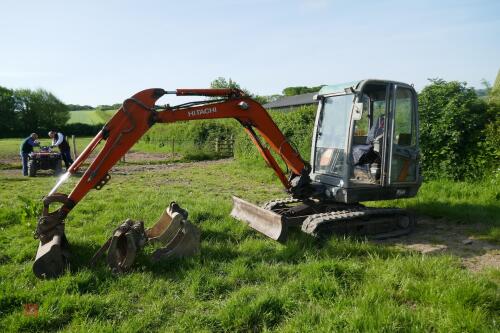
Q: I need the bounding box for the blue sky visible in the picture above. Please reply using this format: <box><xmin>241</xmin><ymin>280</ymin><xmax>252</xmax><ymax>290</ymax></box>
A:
<box><xmin>1</xmin><ymin>0</ymin><xmax>499</xmax><ymax>105</ymax></box>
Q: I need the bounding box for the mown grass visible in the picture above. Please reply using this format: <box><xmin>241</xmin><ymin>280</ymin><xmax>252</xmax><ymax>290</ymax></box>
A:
<box><xmin>68</xmin><ymin>109</ymin><xmax>116</xmax><ymax>125</ymax></box>
<box><xmin>0</xmin><ymin>159</ymin><xmax>498</xmax><ymax>332</ymax></box>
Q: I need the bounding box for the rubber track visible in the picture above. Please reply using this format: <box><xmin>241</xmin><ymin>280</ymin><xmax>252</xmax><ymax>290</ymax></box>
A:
<box><xmin>301</xmin><ymin>206</ymin><xmax>405</xmax><ymax>236</ymax></box>
<box><xmin>261</xmin><ymin>197</ymin><xmax>301</xmax><ymax>211</ymax></box>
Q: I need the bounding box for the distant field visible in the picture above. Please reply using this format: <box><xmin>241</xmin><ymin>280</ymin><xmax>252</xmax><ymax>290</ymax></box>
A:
<box><xmin>68</xmin><ymin>109</ymin><xmax>116</xmax><ymax>124</ymax></box>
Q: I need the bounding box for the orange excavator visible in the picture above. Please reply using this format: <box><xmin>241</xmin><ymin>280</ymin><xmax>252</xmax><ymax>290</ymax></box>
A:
<box><xmin>34</xmin><ymin>80</ymin><xmax>422</xmax><ymax>278</ymax></box>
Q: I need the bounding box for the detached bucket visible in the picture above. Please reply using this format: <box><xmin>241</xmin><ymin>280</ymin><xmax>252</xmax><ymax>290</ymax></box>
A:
<box><xmin>33</xmin><ymin>227</ymin><xmax>70</xmax><ymax>279</ymax></box>
<box><xmin>147</xmin><ymin>202</ymin><xmax>200</xmax><ymax>262</ymax></box>
<box><xmin>230</xmin><ymin>196</ymin><xmax>287</xmax><ymax>242</ymax></box>
<box><xmin>91</xmin><ymin>202</ymin><xmax>200</xmax><ymax>272</ymax></box>
<box><xmin>106</xmin><ymin>219</ymin><xmax>147</xmax><ymax>273</ymax></box>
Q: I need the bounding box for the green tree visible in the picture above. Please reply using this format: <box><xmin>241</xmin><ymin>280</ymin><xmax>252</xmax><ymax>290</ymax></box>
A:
<box><xmin>210</xmin><ymin>77</ymin><xmax>272</xmax><ymax>104</ymax></box>
<box><xmin>282</xmin><ymin>85</ymin><xmax>323</xmax><ymax>96</ymax></box>
<box><xmin>418</xmin><ymin>79</ymin><xmax>490</xmax><ymax>180</ymax></box>
<box><xmin>210</xmin><ymin>77</ymin><xmax>247</xmax><ymax>92</ymax></box>
<box><xmin>0</xmin><ymin>86</ymin><xmax>19</xmax><ymax>136</ymax></box>
<box><xmin>479</xmin><ymin>70</ymin><xmax>500</xmax><ymax>175</ymax></box>
<box><xmin>15</xmin><ymin>88</ymin><xmax>69</xmax><ymax>134</ymax></box>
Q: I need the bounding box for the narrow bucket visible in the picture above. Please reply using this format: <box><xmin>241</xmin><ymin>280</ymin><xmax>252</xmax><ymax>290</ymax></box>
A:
<box><xmin>33</xmin><ymin>233</ymin><xmax>69</xmax><ymax>279</ymax></box>
<box><xmin>230</xmin><ymin>196</ymin><xmax>287</xmax><ymax>242</ymax></box>
<box><xmin>106</xmin><ymin>220</ymin><xmax>145</xmax><ymax>273</ymax></box>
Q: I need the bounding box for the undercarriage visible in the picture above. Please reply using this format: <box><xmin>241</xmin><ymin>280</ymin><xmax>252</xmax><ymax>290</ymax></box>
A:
<box><xmin>232</xmin><ymin>196</ymin><xmax>415</xmax><ymax>242</ymax></box>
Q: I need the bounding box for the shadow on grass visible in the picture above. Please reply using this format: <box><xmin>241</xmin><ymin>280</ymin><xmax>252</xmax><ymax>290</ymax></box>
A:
<box><xmin>62</xmin><ymin>226</ymin><xmax>406</xmax><ymax>282</ymax></box>
<box><xmin>407</xmin><ymin>202</ymin><xmax>499</xmax><ymax>225</ymax></box>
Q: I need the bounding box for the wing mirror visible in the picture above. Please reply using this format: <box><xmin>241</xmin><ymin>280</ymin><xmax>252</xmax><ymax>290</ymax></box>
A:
<box><xmin>352</xmin><ymin>102</ymin><xmax>363</xmax><ymax>121</ymax></box>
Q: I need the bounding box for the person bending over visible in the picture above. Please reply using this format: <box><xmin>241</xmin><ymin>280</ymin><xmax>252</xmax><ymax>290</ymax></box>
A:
<box><xmin>20</xmin><ymin>133</ymin><xmax>40</xmax><ymax>176</ymax></box>
<box><xmin>48</xmin><ymin>131</ymin><xmax>73</xmax><ymax>169</ymax></box>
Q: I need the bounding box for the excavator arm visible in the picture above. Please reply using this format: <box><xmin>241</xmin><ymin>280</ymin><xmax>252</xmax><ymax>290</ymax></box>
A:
<box><xmin>34</xmin><ymin>87</ymin><xmax>311</xmax><ymax>278</ymax></box>
<box><xmin>49</xmin><ymin>88</ymin><xmax>310</xmax><ymax>213</ymax></box>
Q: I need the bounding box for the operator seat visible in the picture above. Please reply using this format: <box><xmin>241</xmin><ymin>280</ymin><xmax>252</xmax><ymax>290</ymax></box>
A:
<box><xmin>352</xmin><ymin>116</ymin><xmax>385</xmax><ymax>166</ymax></box>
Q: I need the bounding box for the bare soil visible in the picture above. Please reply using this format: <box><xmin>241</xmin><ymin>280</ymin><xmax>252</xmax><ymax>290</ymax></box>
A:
<box><xmin>377</xmin><ymin>217</ymin><xmax>499</xmax><ymax>272</ymax></box>
<box><xmin>1</xmin><ymin>151</ymin><xmax>175</xmax><ymax>165</ymax></box>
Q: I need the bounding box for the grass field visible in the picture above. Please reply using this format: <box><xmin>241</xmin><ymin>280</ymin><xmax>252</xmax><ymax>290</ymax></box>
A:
<box><xmin>0</xmin><ymin>153</ymin><xmax>498</xmax><ymax>331</ymax></box>
<box><xmin>68</xmin><ymin>109</ymin><xmax>116</xmax><ymax>125</ymax></box>
<box><xmin>0</xmin><ymin>137</ymin><xmax>229</xmax><ymax>171</ymax></box>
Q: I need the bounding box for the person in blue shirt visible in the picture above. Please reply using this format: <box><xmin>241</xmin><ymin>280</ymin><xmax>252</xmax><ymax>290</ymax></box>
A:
<box><xmin>20</xmin><ymin>133</ymin><xmax>40</xmax><ymax>176</ymax></box>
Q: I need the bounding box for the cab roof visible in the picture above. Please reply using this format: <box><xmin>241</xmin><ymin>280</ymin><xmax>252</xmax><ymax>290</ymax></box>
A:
<box><xmin>318</xmin><ymin>79</ymin><xmax>414</xmax><ymax>95</ymax></box>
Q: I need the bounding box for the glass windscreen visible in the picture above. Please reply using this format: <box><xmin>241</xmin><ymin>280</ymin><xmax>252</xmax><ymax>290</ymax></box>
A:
<box><xmin>314</xmin><ymin>94</ymin><xmax>353</xmax><ymax>176</ymax></box>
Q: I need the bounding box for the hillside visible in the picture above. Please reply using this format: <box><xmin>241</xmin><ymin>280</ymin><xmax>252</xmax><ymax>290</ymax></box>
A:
<box><xmin>68</xmin><ymin>109</ymin><xmax>116</xmax><ymax>124</ymax></box>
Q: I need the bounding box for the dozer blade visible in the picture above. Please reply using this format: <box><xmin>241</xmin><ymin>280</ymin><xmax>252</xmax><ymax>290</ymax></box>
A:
<box><xmin>230</xmin><ymin>196</ymin><xmax>287</xmax><ymax>242</ymax></box>
<box><xmin>146</xmin><ymin>202</ymin><xmax>200</xmax><ymax>262</ymax></box>
<box><xmin>33</xmin><ymin>231</ymin><xmax>70</xmax><ymax>279</ymax></box>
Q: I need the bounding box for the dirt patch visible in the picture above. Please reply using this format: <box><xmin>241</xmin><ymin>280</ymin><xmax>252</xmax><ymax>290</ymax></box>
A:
<box><xmin>119</xmin><ymin>151</ymin><xmax>177</xmax><ymax>162</ymax></box>
<box><xmin>0</xmin><ymin>158</ymin><xmax>232</xmax><ymax>178</ymax></box>
<box><xmin>0</xmin><ymin>151</ymin><xmax>174</xmax><ymax>165</ymax></box>
<box><xmin>110</xmin><ymin>158</ymin><xmax>231</xmax><ymax>175</ymax></box>
<box><xmin>377</xmin><ymin>217</ymin><xmax>499</xmax><ymax>272</ymax></box>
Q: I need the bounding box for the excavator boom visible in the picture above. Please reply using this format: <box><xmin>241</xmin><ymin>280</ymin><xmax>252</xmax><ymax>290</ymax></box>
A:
<box><xmin>34</xmin><ymin>88</ymin><xmax>311</xmax><ymax>278</ymax></box>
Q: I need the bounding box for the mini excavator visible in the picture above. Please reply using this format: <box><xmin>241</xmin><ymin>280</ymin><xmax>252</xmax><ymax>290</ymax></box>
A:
<box><xmin>34</xmin><ymin>79</ymin><xmax>422</xmax><ymax>278</ymax></box>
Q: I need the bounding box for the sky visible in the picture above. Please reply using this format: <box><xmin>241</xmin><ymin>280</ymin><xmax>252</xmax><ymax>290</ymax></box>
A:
<box><xmin>1</xmin><ymin>0</ymin><xmax>499</xmax><ymax>106</ymax></box>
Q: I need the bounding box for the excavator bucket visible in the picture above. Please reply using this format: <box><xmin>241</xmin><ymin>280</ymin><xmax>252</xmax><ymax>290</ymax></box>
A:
<box><xmin>91</xmin><ymin>203</ymin><xmax>200</xmax><ymax>272</ymax></box>
<box><xmin>33</xmin><ymin>194</ymin><xmax>72</xmax><ymax>279</ymax></box>
<box><xmin>33</xmin><ymin>227</ymin><xmax>70</xmax><ymax>279</ymax></box>
<box><xmin>230</xmin><ymin>196</ymin><xmax>288</xmax><ymax>242</ymax></box>
<box><xmin>146</xmin><ymin>202</ymin><xmax>200</xmax><ymax>262</ymax></box>
<box><xmin>106</xmin><ymin>219</ymin><xmax>147</xmax><ymax>273</ymax></box>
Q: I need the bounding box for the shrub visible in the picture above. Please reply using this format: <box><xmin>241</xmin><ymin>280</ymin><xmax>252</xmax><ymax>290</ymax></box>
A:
<box><xmin>418</xmin><ymin>79</ymin><xmax>492</xmax><ymax>180</ymax></box>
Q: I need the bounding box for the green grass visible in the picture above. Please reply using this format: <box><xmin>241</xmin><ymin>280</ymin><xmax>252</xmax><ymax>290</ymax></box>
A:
<box><xmin>0</xmin><ymin>137</ymin><xmax>227</xmax><ymax>169</ymax></box>
<box><xmin>68</xmin><ymin>109</ymin><xmax>116</xmax><ymax>125</ymax></box>
<box><xmin>0</xmin><ymin>159</ymin><xmax>498</xmax><ymax>332</ymax></box>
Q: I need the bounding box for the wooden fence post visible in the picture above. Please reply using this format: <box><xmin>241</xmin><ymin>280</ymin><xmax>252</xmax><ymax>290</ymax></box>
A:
<box><xmin>72</xmin><ymin>135</ymin><xmax>77</xmax><ymax>159</ymax></box>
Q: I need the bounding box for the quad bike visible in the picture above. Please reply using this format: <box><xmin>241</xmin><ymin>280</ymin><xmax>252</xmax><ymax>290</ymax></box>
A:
<box><xmin>28</xmin><ymin>146</ymin><xmax>63</xmax><ymax>177</ymax></box>
<box><xmin>34</xmin><ymin>79</ymin><xmax>422</xmax><ymax>278</ymax></box>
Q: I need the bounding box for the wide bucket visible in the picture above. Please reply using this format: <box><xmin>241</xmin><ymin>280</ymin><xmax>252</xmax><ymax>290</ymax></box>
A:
<box><xmin>33</xmin><ymin>232</ymin><xmax>69</xmax><ymax>279</ymax></box>
<box><xmin>230</xmin><ymin>196</ymin><xmax>287</xmax><ymax>242</ymax></box>
<box><xmin>146</xmin><ymin>202</ymin><xmax>200</xmax><ymax>262</ymax></box>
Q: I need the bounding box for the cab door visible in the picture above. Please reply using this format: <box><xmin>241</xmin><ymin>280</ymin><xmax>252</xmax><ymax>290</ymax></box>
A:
<box><xmin>387</xmin><ymin>84</ymin><xmax>419</xmax><ymax>184</ymax></box>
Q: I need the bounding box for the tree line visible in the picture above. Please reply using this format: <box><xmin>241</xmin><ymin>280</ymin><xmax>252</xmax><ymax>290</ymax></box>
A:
<box><xmin>0</xmin><ymin>86</ymin><xmax>69</xmax><ymax>137</ymax></box>
<box><xmin>1</xmin><ymin>73</ymin><xmax>498</xmax><ymax>181</ymax></box>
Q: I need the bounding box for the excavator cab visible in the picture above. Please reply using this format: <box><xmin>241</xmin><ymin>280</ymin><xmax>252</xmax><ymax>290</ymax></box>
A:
<box><xmin>233</xmin><ymin>79</ymin><xmax>422</xmax><ymax>242</ymax></box>
<box><xmin>310</xmin><ymin>79</ymin><xmax>422</xmax><ymax>203</ymax></box>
